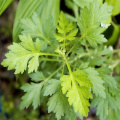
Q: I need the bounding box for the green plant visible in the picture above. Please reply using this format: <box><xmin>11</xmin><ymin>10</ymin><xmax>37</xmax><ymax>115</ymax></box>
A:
<box><xmin>1</xmin><ymin>0</ymin><xmax>120</xmax><ymax>120</ymax></box>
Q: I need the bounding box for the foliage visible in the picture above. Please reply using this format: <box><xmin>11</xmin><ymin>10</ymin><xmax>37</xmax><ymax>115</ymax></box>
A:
<box><xmin>1</xmin><ymin>0</ymin><xmax>120</xmax><ymax>120</ymax></box>
<box><xmin>13</xmin><ymin>0</ymin><xmax>60</xmax><ymax>42</ymax></box>
<box><xmin>0</xmin><ymin>0</ymin><xmax>13</xmax><ymax>15</ymax></box>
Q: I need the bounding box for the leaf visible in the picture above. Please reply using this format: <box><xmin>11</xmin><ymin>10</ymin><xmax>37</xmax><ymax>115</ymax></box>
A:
<box><xmin>73</xmin><ymin>0</ymin><xmax>93</xmax><ymax>8</ymax></box>
<box><xmin>55</xmin><ymin>12</ymin><xmax>78</xmax><ymax>43</ymax></box>
<box><xmin>89</xmin><ymin>57</ymin><xmax>106</xmax><ymax>66</ymax></box>
<box><xmin>84</xmin><ymin>67</ymin><xmax>106</xmax><ymax>98</ymax></box>
<box><xmin>106</xmin><ymin>108</ymin><xmax>120</xmax><ymax>120</ymax></box>
<box><xmin>73</xmin><ymin>0</ymin><xmax>103</xmax><ymax>8</ymax></box>
<box><xmin>20</xmin><ymin>82</ymin><xmax>44</xmax><ymax>109</ymax></box>
<box><xmin>91</xmin><ymin>91</ymin><xmax>120</xmax><ymax>120</ymax></box>
<box><xmin>65</xmin><ymin>0</ymin><xmax>79</xmax><ymax>18</ymax></box>
<box><xmin>1</xmin><ymin>35</ymin><xmax>41</xmax><ymax>74</ymax></box>
<box><xmin>47</xmin><ymin>89</ymin><xmax>73</xmax><ymax>120</ymax></box>
<box><xmin>13</xmin><ymin>0</ymin><xmax>60</xmax><ymax>42</ymax></box>
<box><xmin>67</xmin><ymin>82</ymin><xmax>92</xmax><ymax>117</ymax></box>
<box><xmin>97</xmin><ymin>67</ymin><xmax>117</xmax><ymax>90</ymax></box>
<box><xmin>44</xmin><ymin>79</ymin><xmax>61</xmax><ymax>96</ymax></box>
<box><xmin>106</xmin><ymin>0</ymin><xmax>120</xmax><ymax>16</ymax></box>
<box><xmin>21</xmin><ymin>13</ymin><xmax>58</xmax><ymax>49</ymax></box>
<box><xmin>21</xmin><ymin>13</ymin><xmax>43</xmax><ymax>38</ymax></box>
<box><xmin>91</xmin><ymin>96</ymin><xmax>108</xmax><ymax>120</ymax></box>
<box><xmin>60</xmin><ymin>69</ymin><xmax>92</xmax><ymax>117</ymax></box>
<box><xmin>78</xmin><ymin>0</ymin><xmax>113</xmax><ymax>46</ymax></box>
<box><xmin>29</xmin><ymin>71</ymin><xmax>46</xmax><ymax>82</ymax></box>
<box><xmin>79</xmin><ymin>62</ymin><xmax>89</xmax><ymax>69</ymax></box>
<box><xmin>0</xmin><ymin>0</ymin><xmax>13</xmax><ymax>15</ymax></box>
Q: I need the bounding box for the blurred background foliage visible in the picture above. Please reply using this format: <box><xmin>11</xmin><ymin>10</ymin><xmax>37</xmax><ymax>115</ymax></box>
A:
<box><xmin>0</xmin><ymin>0</ymin><xmax>120</xmax><ymax>120</ymax></box>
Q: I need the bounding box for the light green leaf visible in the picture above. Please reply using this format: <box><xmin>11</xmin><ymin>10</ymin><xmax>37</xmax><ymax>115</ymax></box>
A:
<box><xmin>67</xmin><ymin>81</ymin><xmax>92</xmax><ymax>117</ymax></box>
<box><xmin>60</xmin><ymin>75</ymin><xmax>71</xmax><ymax>94</ymax></box>
<box><xmin>20</xmin><ymin>82</ymin><xmax>44</xmax><ymax>109</ymax></box>
<box><xmin>1</xmin><ymin>35</ymin><xmax>41</xmax><ymax>74</ymax></box>
<box><xmin>106</xmin><ymin>0</ymin><xmax>120</xmax><ymax>16</ymax></box>
<box><xmin>55</xmin><ymin>12</ymin><xmax>78</xmax><ymax>43</ymax></box>
<box><xmin>78</xmin><ymin>0</ymin><xmax>113</xmax><ymax>46</ymax></box>
<box><xmin>60</xmin><ymin>69</ymin><xmax>92</xmax><ymax>117</ymax></box>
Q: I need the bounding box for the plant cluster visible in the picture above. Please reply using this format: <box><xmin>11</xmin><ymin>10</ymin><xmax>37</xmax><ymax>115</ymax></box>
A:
<box><xmin>1</xmin><ymin>0</ymin><xmax>120</xmax><ymax>120</ymax></box>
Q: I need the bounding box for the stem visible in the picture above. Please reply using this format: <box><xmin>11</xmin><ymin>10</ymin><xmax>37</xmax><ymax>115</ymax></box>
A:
<box><xmin>112</xmin><ymin>49</ymin><xmax>120</xmax><ymax>53</ymax></box>
<box><xmin>69</xmin><ymin>53</ymin><xmax>91</xmax><ymax>63</ymax></box>
<box><xmin>40</xmin><ymin>34</ymin><xmax>56</xmax><ymax>49</ymax></box>
<box><xmin>109</xmin><ymin>60</ymin><xmax>120</xmax><ymax>70</ymax></box>
<box><xmin>63</xmin><ymin>54</ymin><xmax>73</xmax><ymax>75</ymax></box>
<box><xmin>62</xmin><ymin>64</ymin><xmax>65</xmax><ymax>75</ymax></box>
<box><xmin>45</xmin><ymin>64</ymin><xmax>64</xmax><ymax>81</ymax></box>
<box><xmin>39</xmin><ymin>53</ymin><xmax>61</xmax><ymax>57</ymax></box>
<box><xmin>40</xmin><ymin>58</ymin><xmax>63</xmax><ymax>62</ymax></box>
<box><xmin>66</xmin><ymin>36</ymin><xmax>84</xmax><ymax>57</ymax></box>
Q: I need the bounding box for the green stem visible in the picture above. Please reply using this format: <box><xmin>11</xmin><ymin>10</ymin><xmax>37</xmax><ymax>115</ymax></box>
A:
<box><xmin>66</xmin><ymin>36</ymin><xmax>84</xmax><ymax>57</ymax></box>
<box><xmin>69</xmin><ymin>53</ymin><xmax>91</xmax><ymax>63</ymax></box>
<box><xmin>45</xmin><ymin>65</ymin><xmax>64</xmax><ymax>81</ymax></box>
<box><xmin>40</xmin><ymin>58</ymin><xmax>63</xmax><ymax>62</ymax></box>
<box><xmin>63</xmin><ymin>54</ymin><xmax>72</xmax><ymax>75</ymax></box>
<box><xmin>110</xmin><ymin>60</ymin><xmax>120</xmax><ymax>70</ymax></box>
<box><xmin>112</xmin><ymin>49</ymin><xmax>120</xmax><ymax>53</ymax></box>
<box><xmin>41</xmin><ymin>34</ymin><xmax>56</xmax><ymax>49</ymax></box>
<box><xmin>39</xmin><ymin>53</ymin><xmax>61</xmax><ymax>57</ymax></box>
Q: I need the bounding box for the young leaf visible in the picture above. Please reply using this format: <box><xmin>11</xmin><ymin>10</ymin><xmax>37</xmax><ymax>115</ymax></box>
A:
<box><xmin>1</xmin><ymin>35</ymin><xmax>41</xmax><ymax>74</ymax></box>
<box><xmin>78</xmin><ymin>0</ymin><xmax>113</xmax><ymax>46</ymax></box>
<box><xmin>84</xmin><ymin>67</ymin><xmax>106</xmax><ymax>98</ymax></box>
<box><xmin>60</xmin><ymin>69</ymin><xmax>92</xmax><ymax>117</ymax></box>
<box><xmin>55</xmin><ymin>12</ymin><xmax>78</xmax><ymax>43</ymax></box>
<box><xmin>20</xmin><ymin>82</ymin><xmax>44</xmax><ymax>109</ymax></box>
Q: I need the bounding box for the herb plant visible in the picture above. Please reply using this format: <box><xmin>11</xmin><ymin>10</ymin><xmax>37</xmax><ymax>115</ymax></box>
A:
<box><xmin>1</xmin><ymin>0</ymin><xmax>120</xmax><ymax>120</ymax></box>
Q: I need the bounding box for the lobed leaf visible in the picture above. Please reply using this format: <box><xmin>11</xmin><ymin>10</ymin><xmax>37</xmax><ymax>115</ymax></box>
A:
<box><xmin>20</xmin><ymin>82</ymin><xmax>44</xmax><ymax>109</ymax></box>
<box><xmin>55</xmin><ymin>12</ymin><xmax>78</xmax><ymax>43</ymax></box>
<box><xmin>1</xmin><ymin>35</ymin><xmax>41</xmax><ymax>74</ymax></box>
<box><xmin>78</xmin><ymin>0</ymin><xmax>113</xmax><ymax>46</ymax></box>
<box><xmin>84</xmin><ymin>67</ymin><xmax>106</xmax><ymax>98</ymax></box>
<box><xmin>47</xmin><ymin>89</ymin><xmax>73</xmax><ymax>120</ymax></box>
<box><xmin>60</xmin><ymin>69</ymin><xmax>92</xmax><ymax>117</ymax></box>
<box><xmin>29</xmin><ymin>71</ymin><xmax>46</xmax><ymax>82</ymax></box>
<box><xmin>44</xmin><ymin>79</ymin><xmax>61</xmax><ymax>96</ymax></box>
